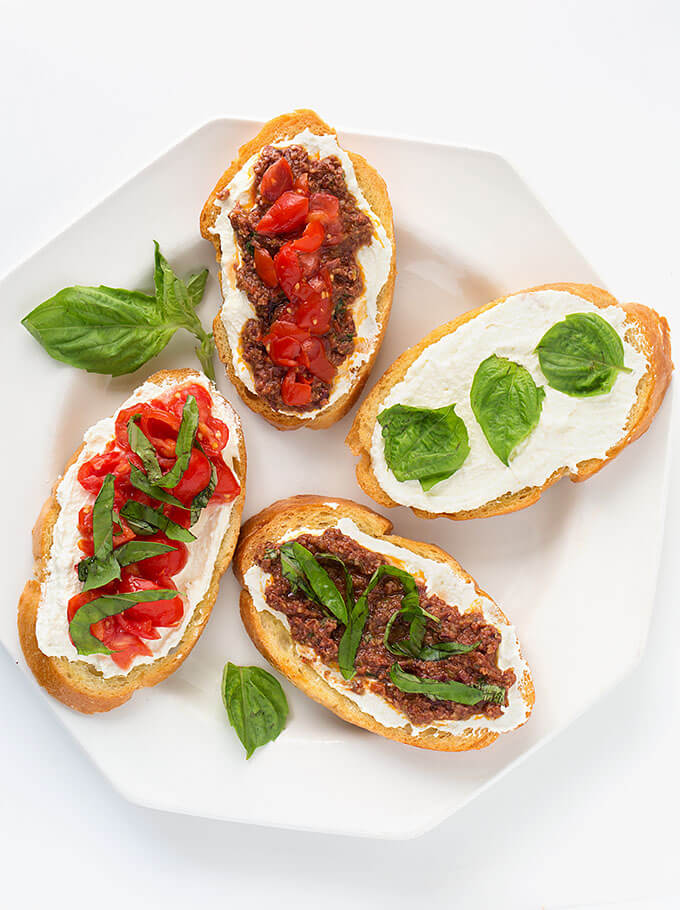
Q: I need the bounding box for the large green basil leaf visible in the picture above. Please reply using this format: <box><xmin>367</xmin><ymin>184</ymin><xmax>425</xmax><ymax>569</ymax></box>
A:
<box><xmin>126</xmin><ymin>395</ymin><xmax>199</xmax><ymax>489</ymax></box>
<box><xmin>120</xmin><ymin>501</ymin><xmax>196</xmax><ymax>542</ymax></box>
<box><xmin>389</xmin><ymin>664</ymin><xmax>506</xmax><ymax>705</ymax></box>
<box><xmin>221</xmin><ymin>663</ymin><xmax>289</xmax><ymax>759</ymax></box>
<box><xmin>535</xmin><ymin>312</ymin><xmax>632</xmax><ymax>396</ymax></box>
<box><xmin>377</xmin><ymin>403</ymin><xmax>470</xmax><ymax>491</ymax></box>
<box><xmin>69</xmin><ymin>588</ymin><xmax>179</xmax><ymax>655</ymax></box>
<box><xmin>470</xmin><ymin>354</ymin><xmax>545</xmax><ymax>465</ymax></box>
<box><xmin>21</xmin><ymin>286</ymin><xmax>173</xmax><ymax>376</ymax></box>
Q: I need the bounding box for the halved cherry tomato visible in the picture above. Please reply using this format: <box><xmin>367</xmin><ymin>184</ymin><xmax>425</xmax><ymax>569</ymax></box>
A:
<box><xmin>295</xmin><ymin>272</ymin><xmax>333</xmax><ymax>335</ymax></box>
<box><xmin>138</xmin><ymin>407</ymin><xmax>181</xmax><ymax>458</ymax></box>
<box><xmin>281</xmin><ymin>369</ymin><xmax>312</xmax><ymax>406</ymax></box>
<box><xmin>254</xmin><ymin>247</ymin><xmax>278</xmax><ymax>288</ymax></box>
<box><xmin>172</xmin><ymin>447</ymin><xmax>212</xmax><ymax>505</ymax></box>
<box><xmin>213</xmin><ymin>460</ymin><xmax>241</xmax><ymax>501</ymax></box>
<box><xmin>115</xmin><ymin>404</ymin><xmax>145</xmax><ymax>450</ymax></box>
<box><xmin>307</xmin><ymin>193</ymin><xmax>340</xmax><ymax>224</ymax></box>
<box><xmin>259</xmin><ymin>157</ymin><xmax>293</xmax><ymax>202</ymax></box>
<box><xmin>293</xmin><ymin>220</ymin><xmax>324</xmax><ymax>253</ymax></box>
<box><xmin>294</xmin><ymin>172</ymin><xmax>309</xmax><ymax>195</ymax></box>
<box><xmin>268</xmin><ymin>335</ymin><xmax>303</xmax><ymax>368</ymax></box>
<box><xmin>274</xmin><ymin>242</ymin><xmax>302</xmax><ymax>297</ymax></box>
<box><xmin>132</xmin><ymin>532</ymin><xmax>188</xmax><ymax>580</ymax></box>
<box><xmin>257</xmin><ymin>191</ymin><xmax>309</xmax><ymax>235</ymax></box>
<box><xmin>301</xmin><ymin>338</ymin><xmax>336</xmax><ymax>383</ymax></box>
<box><xmin>159</xmin><ymin>384</ymin><xmax>213</xmax><ymax>425</ymax></box>
<box><xmin>77</xmin><ymin>445</ymin><xmax>130</xmax><ymax>495</ymax></box>
<box><xmin>119</xmin><ymin>575</ymin><xmax>184</xmax><ymax>628</ymax></box>
<box><xmin>262</xmin><ymin>320</ymin><xmax>310</xmax><ymax>345</ymax></box>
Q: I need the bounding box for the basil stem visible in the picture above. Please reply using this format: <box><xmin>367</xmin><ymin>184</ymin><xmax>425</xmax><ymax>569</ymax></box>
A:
<box><xmin>389</xmin><ymin>664</ymin><xmax>506</xmax><ymax>706</ymax></box>
<box><xmin>120</xmin><ymin>501</ymin><xmax>196</xmax><ymax>542</ymax></box>
<box><xmin>69</xmin><ymin>589</ymin><xmax>179</xmax><ymax>655</ymax></box>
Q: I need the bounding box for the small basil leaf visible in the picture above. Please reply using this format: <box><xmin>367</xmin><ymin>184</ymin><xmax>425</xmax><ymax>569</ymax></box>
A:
<box><xmin>415</xmin><ymin>641</ymin><xmax>480</xmax><ymax>661</ymax></box>
<box><xmin>315</xmin><ymin>552</ymin><xmax>355</xmax><ymax>611</ymax></box>
<box><xmin>21</xmin><ymin>286</ymin><xmax>173</xmax><ymax>376</ymax></box>
<box><xmin>535</xmin><ymin>312</ymin><xmax>632</xmax><ymax>397</ymax></box>
<box><xmin>470</xmin><ymin>354</ymin><xmax>545</xmax><ymax>466</ymax></box>
<box><xmin>221</xmin><ymin>663</ymin><xmax>289</xmax><ymax>759</ymax></box>
<box><xmin>277</xmin><ymin>546</ymin><xmax>317</xmax><ymax>601</ymax></box>
<box><xmin>128</xmin><ymin>464</ymin><xmax>187</xmax><ymax>508</ymax></box>
<box><xmin>69</xmin><ymin>589</ymin><xmax>179</xmax><ymax>655</ymax></box>
<box><xmin>78</xmin><ymin>475</ymin><xmax>122</xmax><ymax>592</ymax></box>
<box><xmin>112</xmin><ymin>540</ymin><xmax>176</xmax><ymax>567</ymax></box>
<box><xmin>389</xmin><ymin>664</ymin><xmax>506</xmax><ymax>706</ymax></box>
<box><xmin>120</xmin><ymin>501</ymin><xmax>196</xmax><ymax>542</ymax></box>
<box><xmin>186</xmin><ymin>270</ymin><xmax>209</xmax><ymax>310</ymax></box>
<box><xmin>127</xmin><ymin>417</ymin><xmax>164</xmax><ymax>484</ymax></box>
<box><xmin>279</xmin><ymin>542</ymin><xmax>348</xmax><ymax>624</ymax></box>
<box><xmin>377</xmin><ymin>403</ymin><xmax>470</xmax><ymax>491</ymax></box>
<box><xmin>195</xmin><ymin>332</ymin><xmax>216</xmax><ymax>382</ymax></box>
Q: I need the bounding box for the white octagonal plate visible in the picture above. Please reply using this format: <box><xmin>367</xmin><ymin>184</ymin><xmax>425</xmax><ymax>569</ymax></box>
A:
<box><xmin>0</xmin><ymin>119</ymin><xmax>672</xmax><ymax>838</ymax></box>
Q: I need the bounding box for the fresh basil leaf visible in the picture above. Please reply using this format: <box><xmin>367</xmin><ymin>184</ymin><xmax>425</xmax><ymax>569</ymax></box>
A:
<box><xmin>21</xmin><ymin>286</ymin><xmax>173</xmax><ymax>376</ymax></box>
<box><xmin>126</xmin><ymin>395</ymin><xmax>199</xmax><ymax>489</ymax></box>
<box><xmin>337</xmin><ymin>592</ymin><xmax>370</xmax><ymax>682</ymax></box>
<box><xmin>69</xmin><ymin>589</ymin><xmax>179</xmax><ymax>656</ymax></box>
<box><xmin>128</xmin><ymin>464</ymin><xmax>187</xmax><ymax>508</ymax></box>
<box><xmin>470</xmin><ymin>354</ymin><xmax>545</xmax><ymax>466</ymax></box>
<box><xmin>120</xmin><ymin>501</ymin><xmax>196</xmax><ymax>542</ymax></box>
<box><xmin>278</xmin><ymin>542</ymin><xmax>348</xmax><ymax>624</ymax></box>
<box><xmin>190</xmin><ymin>460</ymin><xmax>217</xmax><ymax>525</ymax></box>
<box><xmin>186</xmin><ymin>270</ymin><xmax>209</xmax><ymax>310</ymax></box>
<box><xmin>195</xmin><ymin>332</ymin><xmax>216</xmax><ymax>382</ymax></box>
<box><xmin>221</xmin><ymin>663</ymin><xmax>289</xmax><ymax>759</ymax></box>
<box><xmin>315</xmin><ymin>552</ymin><xmax>355</xmax><ymax>611</ymax></box>
<box><xmin>389</xmin><ymin>664</ymin><xmax>506</xmax><ymax>706</ymax></box>
<box><xmin>112</xmin><ymin>540</ymin><xmax>176</xmax><ymax>566</ymax></box>
<box><xmin>278</xmin><ymin>545</ymin><xmax>317</xmax><ymax>601</ymax></box>
<box><xmin>535</xmin><ymin>312</ymin><xmax>632</xmax><ymax>397</ymax></box>
<box><xmin>377</xmin><ymin>403</ymin><xmax>470</xmax><ymax>491</ymax></box>
<box><xmin>78</xmin><ymin>475</ymin><xmax>122</xmax><ymax>592</ymax></box>
<box><xmin>414</xmin><ymin>641</ymin><xmax>480</xmax><ymax>661</ymax></box>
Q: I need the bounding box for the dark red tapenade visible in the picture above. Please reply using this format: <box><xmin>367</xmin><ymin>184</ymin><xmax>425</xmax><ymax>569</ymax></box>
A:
<box><xmin>228</xmin><ymin>145</ymin><xmax>374</xmax><ymax>412</ymax></box>
<box><xmin>257</xmin><ymin>529</ymin><xmax>516</xmax><ymax>726</ymax></box>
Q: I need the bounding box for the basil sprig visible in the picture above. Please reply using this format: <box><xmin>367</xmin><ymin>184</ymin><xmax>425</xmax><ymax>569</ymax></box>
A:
<box><xmin>127</xmin><ymin>394</ymin><xmax>199</xmax><ymax>489</ymax></box>
<box><xmin>389</xmin><ymin>664</ymin><xmax>506</xmax><ymax>706</ymax></box>
<box><xmin>21</xmin><ymin>242</ymin><xmax>215</xmax><ymax>380</ymax></box>
<box><xmin>221</xmin><ymin>663</ymin><xmax>289</xmax><ymax>759</ymax></box>
<box><xmin>535</xmin><ymin>312</ymin><xmax>632</xmax><ymax>397</ymax></box>
<box><xmin>470</xmin><ymin>354</ymin><xmax>545</xmax><ymax>466</ymax></box>
<box><xmin>377</xmin><ymin>403</ymin><xmax>470</xmax><ymax>491</ymax></box>
<box><xmin>69</xmin><ymin>589</ymin><xmax>178</xmax><ymax>655</ymax></box>
<box><xmin>120</xmin><ymin>501</ymin><xmax>196</xmax><ymax>542</ymax></box>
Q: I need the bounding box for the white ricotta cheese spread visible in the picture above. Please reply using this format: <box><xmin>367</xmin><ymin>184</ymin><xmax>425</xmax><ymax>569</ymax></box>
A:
<box><xmin>35</xmin><ymin>374</ymin><xmax>241</xmax><ymax>678</ymax></box>
<box><xmin>211</xmin><ymin>128</ymin><xmax>393</xmax><ymax>417</ymax></box>
<box><xmin>243</xmin><ymin>517</ymin><xmax>532</xmax><ymax>737</ymax></box>
<box><xmin>370</xmin><ymin>290</ymin><xmax>649</xmax><ymax>513</ymax></box>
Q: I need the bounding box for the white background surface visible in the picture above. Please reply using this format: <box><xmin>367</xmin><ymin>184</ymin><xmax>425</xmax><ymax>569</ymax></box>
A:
<box><xmin>1</xmin><ymin>1</ymin><xmax>678</xmax><ymax>907</ymax></box>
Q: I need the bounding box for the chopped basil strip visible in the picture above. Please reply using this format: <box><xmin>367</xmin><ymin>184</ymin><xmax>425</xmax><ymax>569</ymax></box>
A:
<box><xmin>120</xmin><ymin>501</ymin><xmax>196</xmax><ymax>542</ymax></box>
<box><xmin>221</xmin><ymin>663</ymin><xmax>289</xmax><ymax>759</ymax></box>
<box><xmin>78</xmin><ymin>475</ymin><xmax>121</xmax><ymax>592</ymax></box>
<box><xmin>128</xmin><ymin>464</ymin><xmax>187</xmax><ymax>509</ymax></box>
<box><xmin>69</xmin><ymin>589</ymin><xmax>179</xmax><ymax>655</ymax></box>
<box><xmin>535</xmin><ymin>312</ymin><xmax>632</xmax><ymax>397</ymax></box>
<box><xmin>470</xmin><ymin>354</ymin><xmax>545</xmax><ymax>465</ymax></box>
<box><xmin>127</xmin><ymin>394</ymin><xmax>199</xmax><ymax>489</ymax></box>
<box><xmin>389</xmin><ymin>664</ymin><xmax>506</xmax><ymax>706</ymax></box>
<box><xmin>277</xmin><ymin>542</ymin><xmax>348</xmax><ymax>624</ymax></box>
<box><xmin>189</xmin><ymin>453</ymin><xmax>217</xmax><ymax>525</ymax></box>
<box><xmin>377</xmin><ymin>403</ymin><xmax>470</xmax><ymax>491</ymax></box>
<box><xmin>111</xmin><ymin>540</ymin><xmax>176</xmax><ymax>566</ymax></box>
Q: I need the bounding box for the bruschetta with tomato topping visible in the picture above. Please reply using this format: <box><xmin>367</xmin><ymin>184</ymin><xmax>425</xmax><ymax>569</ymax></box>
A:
<box><xmin>18</xmin><ymin>369</ymin><xmax>246</xmax><ymax>713</ymax></box>
<box><xmin>200</xmin><ymin>109</ymin><xmax>396</xmax><ymax>430</ymax></box>
<box><xmin>234</xmin><ymin>496</ymin><xmax>534</xmax><ymax>751</ymax></box>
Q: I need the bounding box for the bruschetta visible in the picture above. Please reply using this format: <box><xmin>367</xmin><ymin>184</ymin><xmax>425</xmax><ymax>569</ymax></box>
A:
<box><xmin>200</xmin><ymin>109</ymin><xmax>396</xmax><ymax>430</ymax></box>
<box><xmin>347</xmin><ymin>283</ymin><xmax>672</xmax><ymax>520</ymax></box>
<box><xmin>18</xmin><ymin>369</ymin><xmax>246</xmax><ymax>713</ymax></box>
<box><xmin>233</xmin><ymin>496</ymin><xmax>534</xmax><ymax>751</ymax></box>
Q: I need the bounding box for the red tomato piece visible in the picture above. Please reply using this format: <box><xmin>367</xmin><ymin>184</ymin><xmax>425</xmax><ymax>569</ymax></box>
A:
<box><xmin>259</xmin><ymin>157</ymin><xmax>293</xmax><ymax>202</ymax></box>
<box><xmin>268</xmin><ymin>335</ymin><xmax>303</xmax><ymax>368</ymax></box>
<box><xmin>171</xmin><ymin>448</ymin><xmax>212</xmax><ymax>505</ymax></box>
<box><xmin>115</xmin><ymin>404</ymin><xmax>146</xmax><ymax>450</ymax></box>
<box><xmin>262</xmin><ymin>320</ymin><xmax>310</xmax><ymax>345</ymax></box>
<box><xmin>132</xmin><ymin>532</ymin><xmax>188</xmax><ymax>580</ymax></box>
<box><xmin>274</xmin><ymin>242</ymin><xmax>302</xmax><ymax>297</ymax></box>
<box><xmin>295</xmin><ymin>272</ymin><xmax>333</xmax><ymax>335</ymax></box>
<box><xmin>307</xmin><ymin>193</ymin><xmax>340</xmax><ymax>223</ymax></box>
<box><xmin>138</xmin><ymin>407</ymin><xmax>181</xmax><ymax>458</ymax></box>
<box><xmin>292</xmin><ymin>220</ymin><xmax>324</xmax><ymax>253</ymax></box>
<box><xmin>119</xmin><ymin>575</ymin><xmax>184</xmax><ymax>628</ymax></box>
<box><xmin>257</xmin><ymin>191</ymin><xmax>309</xmax><ymax>235</ymax></box>
<box><xmin>297</xmin><ymin>250</ymin><xmax>320</xmax><ymax>277</ymax></box>
<box><xmin>213</xmin><ymin>459</ymin><xmax>240</xmax><ymax>501</ymax></box>
<box><xmin>77</xmin><ymin>445</ymin><xmax>130</xmax><ymax>496</ymax></box>
<box><xmin>281</xmin><ymin>370</ymin><xmax>312</xmax><ymax>406</ymax></box>
<box><xmin>301</xmin><ymin>338</ymin><xmax>337</xmax><ymax>383</ymax></box>
<box><xmin>294</xmin><ymin>172</ymin><xmax>309</xmax><ymax>195</ymax></box>
<box><xmin>254</xmin><ymin>247</ymin><xmax>278</xmax><ymax>288</ymax></box>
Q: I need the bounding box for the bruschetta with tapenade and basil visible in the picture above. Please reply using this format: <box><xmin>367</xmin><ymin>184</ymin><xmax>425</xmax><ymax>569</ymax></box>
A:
<box><xmin>347</xmin><ymin>283</ymin><xmax>672</xmax><ymax>520</ymax></box>
<box><xmin>18</xmin><ymin>369</ymin><xmax>246</xmax><ymax>713</ymax></box>
<box><xmin>233</xmin><ymin>496</ymin><xmax>534</xmax><ymax>752</ymax></box>
<box><xmin>200</xmin><ymin>109</ymin><xmax>396</xmax><ymax>431</ymax></box>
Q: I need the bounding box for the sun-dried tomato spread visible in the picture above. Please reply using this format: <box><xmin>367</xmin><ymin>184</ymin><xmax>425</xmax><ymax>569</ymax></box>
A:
<box><xmin>229</xmin><ymin>145</ymin><xmax>374</xmax><ymax>411</ymax></box>
<box><xmin>257</xmin><ymin>529</ymin><xmax>516</xmax><ymax>725</ymax></box>
<box><xmin>67</xmin><ymin>383</ymin><xmax>240</xmax><ymax>670</ymax></box>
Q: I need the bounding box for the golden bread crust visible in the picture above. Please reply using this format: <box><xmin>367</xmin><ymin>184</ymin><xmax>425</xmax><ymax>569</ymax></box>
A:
<box><xmin>18</xmin><ymin>368</ymin><xmax>247</xmax><ymax>713</ymax></box>
<box><xmin>200</xmin><ymin>109</ymin><xmax>396</xmax><ymax>431</ymax></box>
<box><xmin>346</xmin><ymin>283</ymin><xmax>673</xmax><ymax>520</ymax></box>
<box><xmin>233</xmin><ymin>495</ymin><xmax>534</xmax><ymax>751</ymax></box>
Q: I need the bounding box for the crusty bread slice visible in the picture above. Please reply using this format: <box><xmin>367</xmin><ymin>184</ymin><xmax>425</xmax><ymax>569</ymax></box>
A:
<box><xmin>200</xmin><ymin>109</ymin><xmax>396</xmax><ymax>431</ymax></box>
<box><xmin>234</xmin><ymin>495</ymin><xmax>534</xmax><ymax>752</ymax></box>
<box><xmin>18</xmin><ymin>369</ymin><xmax>247</xmax><ymax>713</ymax></box>
<box><xmin>347</xmin><ymin>283</ymin><xmax>672</xmax><ymax>520</ymax></box>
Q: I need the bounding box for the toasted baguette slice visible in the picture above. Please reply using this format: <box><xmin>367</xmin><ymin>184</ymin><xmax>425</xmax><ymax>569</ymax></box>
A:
<box><xmin>234</xmin><ymin>495</ymin><xmax>534</xmax><ymax>752</ymax></box>
<box><xmin>347</xmin><ymin>283</ymin><xmax>672</xmax><ymax>520</ymax></box>
<box><xmin>200</xmin><ymin>109</ymin><xmax>396</xmax><ymax>431</ymax></box>
<box><xmin>18</xmin><ymin>369</ymin><xmax>247</xmax><ymax>713</ymax></box>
